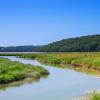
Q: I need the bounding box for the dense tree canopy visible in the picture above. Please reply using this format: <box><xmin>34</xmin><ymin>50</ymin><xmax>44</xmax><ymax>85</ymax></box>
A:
<box><xmin>0</xmin><ymin>35</ymin><xmax>100</xmax><ymax>52</ymax></box>
<box><xmin>37</xmin><ymin>35</ymin><xmax>100</xmax><ymax>52</ymax></box>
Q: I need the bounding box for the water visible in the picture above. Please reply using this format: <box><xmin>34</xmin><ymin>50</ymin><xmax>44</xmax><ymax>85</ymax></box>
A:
<box><xmin>0</xmin><ymin>56</ymin><xmax>100</xmax><ymax>100</ymax></box>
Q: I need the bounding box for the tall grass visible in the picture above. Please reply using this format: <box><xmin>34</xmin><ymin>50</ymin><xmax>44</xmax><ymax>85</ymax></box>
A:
<box><xmin>18</xmin><ymin>52</ymin><xmax>100</xmax><ymax>70</ymax></box>
<box><xmin>0</xmin><ymin>58</ymin><xmax>49</xmax><ymax>84</ymax></box>
<box><xmin>90</xmin><ymin>92</ymin><xmax>100</xmax><ymax>100</ymax></box>
<box><xmin>0</xmin><ymin>52</ymin><xmax>100</xmax><ymax>73</ymax></box>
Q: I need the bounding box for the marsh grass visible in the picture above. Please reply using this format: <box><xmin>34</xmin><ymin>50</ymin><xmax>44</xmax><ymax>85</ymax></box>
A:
<box><xmin>0</xmin><ymin>52</ymin><xmax>100</xmax><ymax>75</ymax></box>
<box><xmin>19</xmin><ymin>52</ymin><xmax>100</xmax><ymax>69</ymax></box>
<box><xmin>0</xmin><ymin>58</ymin><xmax>49</xmax><ymax>84</ymax></box>
<box><xmin>90</xmin><ymin>92</ymin><xmax>100</xmax><ymax>100</ymax></box>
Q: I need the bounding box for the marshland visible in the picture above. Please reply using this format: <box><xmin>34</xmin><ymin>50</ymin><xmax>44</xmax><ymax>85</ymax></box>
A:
<box><xmin>0</xmin><ymin>0</ymin><xmax>100</xmax><ymax>99</ymax></box>
<box><xmin>0</xmin><ymin>57</ymin><xmax>49</xmax><ymax>85</ymax></box>
<box><xmin>1</xmin><ymin>52</ymin><xmax>100</xmax><ymax>74</ymax></box>
<box><xmin>0</xmin><ymin>52</ymin><xmax>100</xmax><ymax>100</ymax></box>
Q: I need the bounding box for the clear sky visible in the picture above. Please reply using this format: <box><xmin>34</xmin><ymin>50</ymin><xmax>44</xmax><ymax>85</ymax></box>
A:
<box><xmin>0</xmin><ymin>0</ymin><xmax>100</xmax><ymax>46</ymax></box>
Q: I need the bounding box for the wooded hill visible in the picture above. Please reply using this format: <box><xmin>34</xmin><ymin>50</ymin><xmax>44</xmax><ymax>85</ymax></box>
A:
<box><xmin>37</xmin><ymin>35</ymin><xmax>100</xmax><ymax>52</ymax></box>
<box><xmin>0</xmin><ymin>35</ymin><xmax>100</xmax><ymax>52</ymax></box>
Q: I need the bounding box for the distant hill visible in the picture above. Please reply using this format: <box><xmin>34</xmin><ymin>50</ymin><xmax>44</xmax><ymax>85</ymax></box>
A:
<box><xmin>37</xmin><ymin>35</ymin><xmax>100</xmax><ymax>52</ymax></box>
<box><xmin>0</xmin><ymin>46</ymin><xmax>40</xmax><ymax>52</ymax></box>
<box><xmin>0</xmin><ymin>35</ymin><xmax>100</xmax><ymax>52</ymax></box>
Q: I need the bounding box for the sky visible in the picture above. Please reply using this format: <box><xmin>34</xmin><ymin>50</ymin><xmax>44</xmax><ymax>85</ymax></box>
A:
<box><xmin>0</xmin><ymin>0</ymin><xmax>100</xmax><ymax>46</ymax></box>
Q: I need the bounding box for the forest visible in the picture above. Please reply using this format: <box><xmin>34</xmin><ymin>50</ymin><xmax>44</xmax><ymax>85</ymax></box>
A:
<box><xmin>0</xmin><ymin>35</ymin><xmax>100</xmax><ymax>52</ymax></box>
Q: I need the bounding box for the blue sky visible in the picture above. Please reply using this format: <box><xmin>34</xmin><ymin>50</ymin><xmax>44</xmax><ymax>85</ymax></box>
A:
<box><xmin>0</xmin><ymin>0</ymin><xmax>100</xmax><ymax>46</ymax></box>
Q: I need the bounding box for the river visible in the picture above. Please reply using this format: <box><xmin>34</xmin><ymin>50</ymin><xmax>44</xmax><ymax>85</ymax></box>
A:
<box><xmin>0</xmin><ymin>56</ymin><xmax>100</xmax><ymax>100</ymax></box>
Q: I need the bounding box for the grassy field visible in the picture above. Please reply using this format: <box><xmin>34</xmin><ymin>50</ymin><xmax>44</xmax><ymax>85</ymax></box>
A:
<box><xmin>0</xmin><ymin>53</ymin><xmax>100</xmax><ymax>98</ymax></box>
<box><xmin>0</xmin><ymin>52</ymin><xmax>100</xmax><ymax>74</ymax></box>
<box><xmin>0</xmin><ymin>58</ymin><xmax>49</xmax><ymax>84</ymax></box>
<box><xmin>17</xmin><ymin>52</ymin><xmax>100</xmax><ymax>70</ymax></box>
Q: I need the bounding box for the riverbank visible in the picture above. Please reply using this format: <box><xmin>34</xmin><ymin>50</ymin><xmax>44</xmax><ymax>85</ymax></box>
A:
<box><xmin>76</xmin><ymin>91</ymin><xmax>100</xmax><ymax>100</ymax></box>
<box><xmin>89</xmin><ymin>91</ymin><xmax>100</xmax><ymax>100</ymax></box>
<box><xmin>16</xmin><ymin>52</ymin><xmax>100</xmax><ymax>75</ymax></box>
<box><xmin>20</xmin><ymin>52</ymin><xmax>100</xmax><ymax>100</ymax></box>
<box><xmin>0</xmin><ymin>58</ymin><xmax>49</xmax><ymax>85</ymax></box>
<box><xmin>0</xmin><ymin>52</ymin><xmax>100</xmax><ymax>75</ymax></box>
<box><xmin>0</xmin><ymin>56</ymin><xmax>100</xmax><ymax>100</ymax></box>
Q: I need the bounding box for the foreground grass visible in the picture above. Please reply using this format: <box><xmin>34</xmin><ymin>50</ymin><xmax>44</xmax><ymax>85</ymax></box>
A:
<box><xmin>90</xmin><ymin>92</ymin><xmax>100</xmax><ymax>100</ymax></box>
<box><xmin>77</xmin><ymin>92</ymin><xmax>100</xmax><ymax>100</ymax></box>
<box><xmin>0</xmin><ymin>58</ymin><xmax>49</xmax><ymax>84</ymax></box>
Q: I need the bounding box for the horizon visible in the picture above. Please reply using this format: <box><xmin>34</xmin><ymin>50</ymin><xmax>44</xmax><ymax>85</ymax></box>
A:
<box><xmin>0</xmin><ymin>0</ymin><xmax>100</xmax><ymax>46</ymax></box>
<box><xmin>1</xmin><ymin>34</ymin><xmax>99</xmax><ymax>47</ymax></box>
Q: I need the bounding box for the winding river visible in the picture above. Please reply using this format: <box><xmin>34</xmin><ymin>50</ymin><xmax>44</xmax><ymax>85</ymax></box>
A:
<box><xmin>0</xmin><ymin>56</ymin><xmax>100</xmax><ymax>100</ymax></box>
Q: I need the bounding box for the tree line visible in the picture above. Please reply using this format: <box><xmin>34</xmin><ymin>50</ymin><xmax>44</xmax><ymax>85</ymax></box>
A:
<box><xmin>0</xmin><ymin>35</ymin><xmax>100</xmax><ymax>52</ymax></box>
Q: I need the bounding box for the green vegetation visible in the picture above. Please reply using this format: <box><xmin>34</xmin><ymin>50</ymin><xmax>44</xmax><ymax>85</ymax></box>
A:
<box><xmin>0</xmin><ymin>52</ymin><xmax>100</xmax><ymax>71</ymax></box>
<box><xmin>37</xmin><ymin>35</ymin><xmax>100</xmax><ymax>52</ymax></box>
<box><xmin>0</xmin><ymin>35</ymin><xmax>100</xmax><ymax>52</ymax></box>
<box><xmin>90</xmin><ymin>92</ymin><xmax>100</xmax><ymax>100</ymax></box>
<box><xmin>0</xmin><ymin>58</ymin><xmax>49</xmax><ymax>84</ymax></box>
<box><xmin>1</xmin><ymin>52</ymin><xmax>100</xmax><ymax>72</ymax></box>
<box><xmin>17</xmin><ymin>52</ymin><xmax>100</xmax><ymax>74</ymax></box>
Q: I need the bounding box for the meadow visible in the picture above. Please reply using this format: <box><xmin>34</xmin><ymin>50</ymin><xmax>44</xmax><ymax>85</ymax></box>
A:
<box><xmin>17</xmin><ymin>52</ymin><xmax>100</xmax><ymax>71</ymax></box>
<box><xmin>0</xmin><ymin>52</ymin><xmax>100</xmax><ymax>99</ymax></box>
<box><xmin>0</xmin><ymin>58</ymin><xmax>49</xmax><ymax>84</ymax></box>
<box><xmin>1</xmin><ymin>52</ymin><xmax>100</xmax><ymax>71</ymax></box>
<box><xmin>0</xmin><ymin>52</ymin><xmax>100</xmax><ymax>71</ymax></box>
